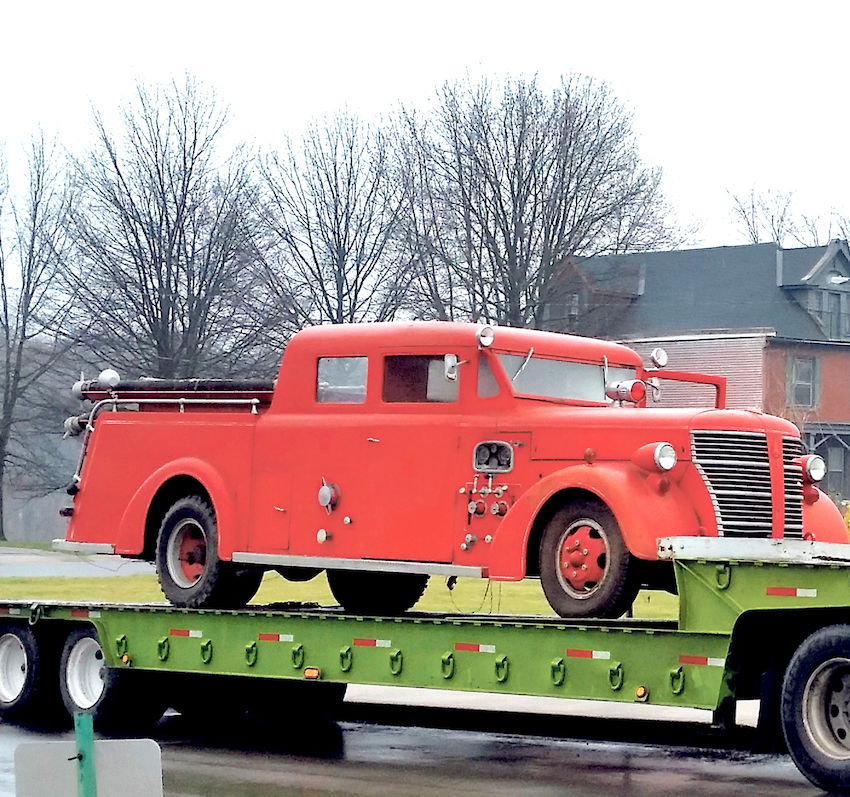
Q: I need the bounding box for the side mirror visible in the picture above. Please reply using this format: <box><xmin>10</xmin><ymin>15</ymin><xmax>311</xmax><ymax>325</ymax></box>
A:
<box><xmin>444</xmin><ymin>354</ymin><xmax>459</xmax><ymax>382</ymax></box>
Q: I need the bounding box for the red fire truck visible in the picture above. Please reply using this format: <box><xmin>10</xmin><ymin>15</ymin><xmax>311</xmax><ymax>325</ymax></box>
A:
<box><xmin>59</xmin><ymin>322</ymin><xmax>849</xmax><ymax>618</ymax></box>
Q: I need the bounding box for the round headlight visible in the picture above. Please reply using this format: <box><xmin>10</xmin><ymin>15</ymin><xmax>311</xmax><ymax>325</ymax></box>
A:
<box><xmin>802</xmin><ymin>454</ymin><xmax>826</xmax><ymax>483</ymax></box>
<box><xmin>654</xmin><ymin>443</ymin><xmax>677</xmax><ymax>472</ymax></box>
<box><xmin>98</xmin><ymin>368</ymin><xmax>121</xmax><ymax>388</ymax></box>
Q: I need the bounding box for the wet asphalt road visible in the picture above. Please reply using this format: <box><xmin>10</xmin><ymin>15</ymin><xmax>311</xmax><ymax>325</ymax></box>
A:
<box><xmin>0</xmin><ymin>707</ymin><xmax>819</xmax><ymax>797</ymax></box>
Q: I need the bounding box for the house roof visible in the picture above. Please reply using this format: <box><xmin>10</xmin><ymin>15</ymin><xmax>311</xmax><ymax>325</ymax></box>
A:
<box><xmin>573</xmin><ymin>242</ymin><xmax>850</xmax><ymax>341</ymax></box>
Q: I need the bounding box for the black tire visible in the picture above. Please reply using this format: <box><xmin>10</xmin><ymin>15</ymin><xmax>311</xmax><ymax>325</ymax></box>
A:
<box><xmin>327</xmin><ymin>570</ymin><xmax>429</xmax><ymax>615</ymax></box>
<box><xmin>781</xmin><ymin>624</ymin><xmax>850</xmax><ymax>791</ymax></box>
<box><xmin>0</xmin><ymin>624</ymin><xmax>63</xmax><ymax>726</ymax></box>
<box><xmin>156</xmin><ymin>495</ymin><xmax>257</xmax><ymax>609</ymax></box>
<box><xmin>59</xmin><ymin>627</ymin><xmax>165</xmax><ymax>732</ymax></box>
<box><xmin>538</xmin><ymin>499</ymin><xmax>638</xmax><ymax>619</ymax></box>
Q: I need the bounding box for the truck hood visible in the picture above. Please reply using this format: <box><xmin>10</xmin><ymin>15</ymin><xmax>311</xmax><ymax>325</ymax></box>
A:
<box><xmin>507</xmin><ymin>405</ymin><xmax>800</xmax><ymax>463</ymax></box>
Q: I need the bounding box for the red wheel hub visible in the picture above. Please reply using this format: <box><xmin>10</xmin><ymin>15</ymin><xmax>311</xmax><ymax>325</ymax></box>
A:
<box><xmin>177</xmin><ymin>527</ymin><xmax>206</xmax><ymax>583</ymax></box>
<box><xmin>558</xmin><ymin>522</ymin><xmax>607</xmax><ymax>592</ymax></box>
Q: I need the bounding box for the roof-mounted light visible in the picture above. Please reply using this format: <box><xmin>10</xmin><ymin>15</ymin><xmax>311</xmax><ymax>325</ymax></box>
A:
<box><xmin>606</xmin><ymin>380</ymin><xmax>647</xmax><ymax>404</ymax></box>
<box><xmin>476</xmin><ymin>325</ymin><xmax>495</xmax><ymax>348</ymax></box>
<box><xmin>649</xmin><ymin>347</ymin><xmax>668</xmax><ymax>369</ymax></box>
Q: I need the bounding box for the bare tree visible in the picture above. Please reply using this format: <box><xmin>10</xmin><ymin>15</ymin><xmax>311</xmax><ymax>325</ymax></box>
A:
<box><xmin>730</xmin><ymin>188</ymin><xmax>798</xmax><ymax>245</ymax></box>
<box><xmin>397</xmin><ymin>75</ymin><xmax>680</xmax><ymax>328</ymax></box>
<box><xmin>0</xmin><ymin>136</ymin><xmax>77</xmax><ymax>538</ymax></box>
<box><xmin>259</xmin><ymin>114</ymin><xmax>410</xmax><ymax>327</ymax></box>
<box><xmin>68</xmin><ymin>77</ymin><xmax>274</xmax><ymax>380</ymax></box>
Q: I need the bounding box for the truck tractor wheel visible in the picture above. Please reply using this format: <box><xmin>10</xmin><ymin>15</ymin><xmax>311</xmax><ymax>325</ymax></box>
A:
<box><xmin>156</xmin><ymin>495</ymin><xmax>247</xmax><ymax>609</ymax></box>
<box><xmin>327</xmin><ymin>570</ymin><xmax>429</xmax><ymax>615</ymax></box>
<box><xmin>781</xmin><ymin>624</ymin><xmax>850</xmax><ymax>792</ymax></box>
<box><xmin>0</xmin><ymin>624</ymin><xmax>63</xmax><ymax>726</ymax></box>
<box><xmin>59</xmin><ymin>627</ymin><xmax>165</xmax><ymax>732</ymax></box>
<box><xmin>539</xmin><ymin>499</ymin><xmax>638</xmax><ymax>619</ymax></box>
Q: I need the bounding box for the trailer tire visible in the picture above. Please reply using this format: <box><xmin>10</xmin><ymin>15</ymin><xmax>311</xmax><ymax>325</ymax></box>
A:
<box><xmin>156</xmin><ymin>495</ymin><xmax>253</xmax><ymax>608</ymax></box>
<box><xmin>539</xmin><ymin>499</ymin><xmax>638</xmax><ymax>619</ymax></box>
<box><xmin>59</xmin><ymin>627</ymin><xmax>164</xmax><ymax>732</ymax></box>
<box><xmin>327</xmin><ymin>570</ymin><xmax>429</xmax><ymax>615</ymax></box>
<box><xmin>0</xmin><ymin>624</ymin><xmax>62</xmax><ymax>726</ymax></box>
<box><xmin>781</xmin><ymin>624</ymin><xmax>850</xmax><ymax>791</ymax></box>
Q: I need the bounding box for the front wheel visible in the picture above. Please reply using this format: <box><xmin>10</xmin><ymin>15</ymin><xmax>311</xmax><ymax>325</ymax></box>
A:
<box><xmin>781</xmin><ymin>624</ymin><xmax>850</xmax><ymax>791</ymax></box>
<box><xmin>539</xmin><ymin>500</ymin><xmax>638</xmax><ymax>619</ymax></box>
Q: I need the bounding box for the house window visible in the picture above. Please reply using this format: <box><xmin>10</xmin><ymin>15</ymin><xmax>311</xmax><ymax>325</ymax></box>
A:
<box><xmin>827</xmin><ymin>445</ymin><xmax>846</xmax><ymax>499</ymax></box>
<box><xmin>788</xmin><ymin>356</ymin><xmax>818</xmax><ymax>408</ymax></box>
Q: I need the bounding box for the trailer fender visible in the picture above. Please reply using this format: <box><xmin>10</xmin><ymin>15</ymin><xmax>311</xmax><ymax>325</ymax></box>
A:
<box><xmin>114</xmin><ymin>458</ymin><xmax>239</xmax><ymax>559</ymax></box>
<box><xmin>487</xmin><ymin>462</ymin><xmax>701</xmax><ymax>580</ymax></box>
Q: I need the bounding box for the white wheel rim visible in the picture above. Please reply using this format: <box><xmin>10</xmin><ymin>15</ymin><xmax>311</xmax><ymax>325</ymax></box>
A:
<box><xmin>0</xmin><ymin>634</ymin><xmax>27</xmax><ymax>703</ymax></box>
<box><xmin>802</xmin><ymin>656</ymin><xmax>850</xmax><ymax>759</ymax></box>
<box><xmin>166</xmin><ymin>519</ymin><xmax>207</xmax><ymax>589</ymax></box>
<box><xmin>66</xmin><ymin>636</ymin><xmax>105</xmax><ymax>710</ymax></box>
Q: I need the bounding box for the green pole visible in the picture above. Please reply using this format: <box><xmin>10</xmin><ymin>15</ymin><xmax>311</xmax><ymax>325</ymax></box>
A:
<box><xmin>73</xmin><ymin>712</ymin><xmax>97</xmax><ymax>797</ymax></box>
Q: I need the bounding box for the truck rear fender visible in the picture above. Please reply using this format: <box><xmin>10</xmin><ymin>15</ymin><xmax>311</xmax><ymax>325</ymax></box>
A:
<box><xmin>115</xmin><ymin>458</ymin><xmax>239</xmax><ymax>560</ymax></box>
<box><xmin>487</xmin><ymin>462</ymin><xmax>701</xmax><ymax>580</ymax></box>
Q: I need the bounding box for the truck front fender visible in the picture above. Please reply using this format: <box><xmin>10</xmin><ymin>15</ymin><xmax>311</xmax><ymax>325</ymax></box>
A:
<box><xmin>115</xmin><ymin>457</ymin><xmax>239</xmax><ymax>559</ymax></box>
<box><xmin>487</xmin><ymin>462</ymin><xmax>701</xmax><ymax>580</ymax></box>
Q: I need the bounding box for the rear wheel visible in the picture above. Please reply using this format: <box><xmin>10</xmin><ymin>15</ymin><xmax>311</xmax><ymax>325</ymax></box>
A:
<box><xmin>59</xmin><ymin>627</ymin><xmax>164</xmax><ymax>732</ymax></box>
<box><xmin>156</xmin><ymin>496</ymin><xmax>259</xmax><ymax>608</ymax></box>
<box><xmin>781</xmin><ymin>624</ymin><xmax>850</xmax><ymax>791</ymax></box>
<box><xmin>539</xmin><ymin>500</ymin><xmax>638</xmax><ymax>618</ymax></box>
<box><xmin>0</xmin><ymin>624</ymin><xmax>62</xmax><ymax>726</ymax></box>
<box><xmin>327</xmin><ymin>570</ymin><xmax>429</xmax><ymax>615</ymax></box>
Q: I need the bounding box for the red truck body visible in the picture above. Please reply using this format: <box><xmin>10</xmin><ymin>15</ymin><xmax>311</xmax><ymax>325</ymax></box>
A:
<box><xmin>61</xmin><ymin>322</ymin><xmax>849</xmax><ymax>617</ymax></box>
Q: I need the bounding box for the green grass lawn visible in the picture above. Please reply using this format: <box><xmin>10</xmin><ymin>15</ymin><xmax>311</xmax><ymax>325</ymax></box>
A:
<box><xmin>0</xmin><ymin>570</ymin><xmax>678</xmax><ymax>620</ymax></box>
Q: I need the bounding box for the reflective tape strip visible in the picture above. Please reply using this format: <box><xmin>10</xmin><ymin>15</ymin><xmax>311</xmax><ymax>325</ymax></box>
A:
<box><xmin>258</xmin><ymin>633</ymin><xmax>294</xmax><ymax>642</ymax></box>
<box><xmin>71</xmin><ymin>610</ymin><xmax>101</xmax><ymax>618</ymax></box>
<box><xmin>566</xmin><ymin>649</ymin><xmax>611</xmax><ymax>660</ymax></box>
<box><xmin>354</xmin><ymin>638</ymin><xmax>392</xmax><ymax>648</ymax></box>
<box><xmin>766</xmin><ymin>587</ymin><xmax>818</xmax><ymax>598</ymax></box>
<box><xmin>0</xmin><ymin>608</ymin><xmax>22</xmax><ymax>616</ymax></box>
<box><xmin>679</xmin><ymin>655</ymin><xmax>726</xmax><ymax>667</ymax></box>
<box><xmin>170</xmin><ymin>629</ymin><xmax>202</xmax><ymax>638</ymax></box>
<box><xmin>455</xmin><ymin>643</ymin><xmax>497</xmax><ymax>653</ymax></box>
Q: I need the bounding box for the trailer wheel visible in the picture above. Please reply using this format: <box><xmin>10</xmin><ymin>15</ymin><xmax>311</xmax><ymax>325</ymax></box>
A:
<box><xmin>781</xmin><ymin>624</ymin><xmax>850</xmax><ymax>791</ymax></box>
<box><xmin>59</xmin><ymin>627</ymin><xmax>164</xmax><ymax>732</ymax></box>
<box><xmin>539</xmin><ymin>499</ymin><xmax>638</xmax><ymax>619</ymax></box>
<box><xmin>156</xmin><ymin>495</ymin><xmax>257</xmax><ymax>608</ymax></box>
<box><xmin>327</xmin><ymin>570</ymin><xmax>429</xmax><ymax>615</ymax></box>
<box><xmin>0</xmin><ymin>624</ymin><xmax>62</xmax><ymax>725</ymax></box>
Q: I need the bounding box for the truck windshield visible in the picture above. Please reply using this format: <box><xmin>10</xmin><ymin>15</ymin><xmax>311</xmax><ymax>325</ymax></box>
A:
<box><xmin>498</xmin><ymin>354</ymin><xmax>637</xmax><ymax>403</ymax></box>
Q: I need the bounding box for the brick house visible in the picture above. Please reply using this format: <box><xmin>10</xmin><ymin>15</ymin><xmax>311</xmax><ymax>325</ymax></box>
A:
<box><xmin>545</xmin><ymin>240</ymin><xmax>850</xmax><ymax>499</ymax></box>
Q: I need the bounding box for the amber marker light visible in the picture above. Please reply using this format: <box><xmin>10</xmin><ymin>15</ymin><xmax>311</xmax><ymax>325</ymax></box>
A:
<box><xmin>303</xmin><ymin>667</ymin><xmax>322</xmax><ymax>680</ymax></box>
<box><xmin>635</xmin><ymin>685</ymin><xmax>649</xmax><ymax>702</ymax></box>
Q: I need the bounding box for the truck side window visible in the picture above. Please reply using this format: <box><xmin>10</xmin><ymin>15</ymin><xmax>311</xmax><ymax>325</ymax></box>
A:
<box><xmin>316</xmin><ymin>357</ymin><xmax>368</xmax><ymax>403</ymax></box>
<box><xmin>478</xmin><ymin>356</ymin><xmax>500</xmax><ymax>398</ymax></box>
<box><xmin>383</xmin><ymin>356</ymin><xmax>459</xmax><ymax>403</ymax></box>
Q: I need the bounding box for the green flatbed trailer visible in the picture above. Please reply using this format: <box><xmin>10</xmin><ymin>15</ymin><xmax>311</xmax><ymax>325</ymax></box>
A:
<box><xmin>4</xmin><ymin>538</ymin><xmax>850</xmax><ymax>791</ymax></box>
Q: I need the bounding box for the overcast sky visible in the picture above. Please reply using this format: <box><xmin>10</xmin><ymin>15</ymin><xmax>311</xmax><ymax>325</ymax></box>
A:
<box><xmin>2</xmin><ymin>0</ymin><xmax>847</xmax><ymax>247</ymax></box>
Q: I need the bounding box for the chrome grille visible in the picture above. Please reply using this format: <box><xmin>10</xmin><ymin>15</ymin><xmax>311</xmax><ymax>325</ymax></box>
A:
<box><xmin>691</xmin><ymin>431</ymin><xmax>773</xmax><ymax>537</ymax></box>
<box><xmin>783</xmin><ymin>437</ymin><xmax>804</xmax><ymax>537</ymax></box>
